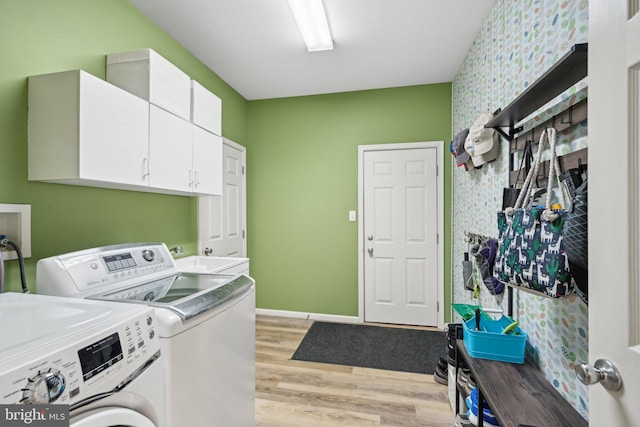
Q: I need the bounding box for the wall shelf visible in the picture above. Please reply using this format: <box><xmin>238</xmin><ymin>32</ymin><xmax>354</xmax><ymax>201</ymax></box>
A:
<box><xmin>486</xmin><ymin>43</ymin><xmax>588</xmax><ymax>141</ymax></box>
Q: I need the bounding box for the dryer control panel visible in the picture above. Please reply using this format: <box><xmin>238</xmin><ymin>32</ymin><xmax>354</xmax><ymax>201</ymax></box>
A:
<box><xmin>36</xmin><ymin>243</ymin><xmax>176</xmax><ymax>297</ymax></box>
<box><xmin>0</xmin><ymin>307</ymin><xmax>159</xmax><ymax>406</ymax></box>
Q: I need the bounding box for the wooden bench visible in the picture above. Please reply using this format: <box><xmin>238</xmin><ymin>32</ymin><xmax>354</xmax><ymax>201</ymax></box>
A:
<box><xmin>455</xmin><ymin>342</ymin><xmax>588</xmax><ymax>427</ymax></box>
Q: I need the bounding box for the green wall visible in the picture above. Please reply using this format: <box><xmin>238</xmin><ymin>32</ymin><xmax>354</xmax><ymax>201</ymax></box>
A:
<box><xmin>1</xmin><ymin>1</ymin><xmax>455</xmax><ymax>322</ymax></box>
<box><xmin>246</xmin><ymin>85</ymin><xmax>452</xmax><ymax>319</ymax></box>
<box><xmin>0</xmin><ymin>0</ymin><xmax>248</xmax><ymax>293</ymax></box>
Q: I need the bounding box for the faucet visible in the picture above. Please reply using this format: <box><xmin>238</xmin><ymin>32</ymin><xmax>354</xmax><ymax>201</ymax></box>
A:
<box><xmin>169</xmin><ymin>246</ymin><xmax>184</xmax><ymax>256</ymax></box>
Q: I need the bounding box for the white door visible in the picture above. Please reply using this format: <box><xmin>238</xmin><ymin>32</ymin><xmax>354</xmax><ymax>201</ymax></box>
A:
<box><xmin>360</xmin><ymin>144</ymin><xmax>441</xmax><ymax>327</ymax></box>
<box><xmin>198</xmin><ymin>139</ymin><xmax>246</xmax><ymax>257</ymax></box>
<box><xmin>588</xmin><ymin>0</ymin><xmax>640</xmax><ymax>424</ymax></box>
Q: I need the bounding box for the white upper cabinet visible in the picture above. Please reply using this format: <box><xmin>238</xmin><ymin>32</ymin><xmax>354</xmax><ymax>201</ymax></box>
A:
<box><xmin>28</xmin><ymin>70</ymin><xmax>150</xmax><ymax>188</ymax></box>
<box><xmin>149</xmin><ymin>105</ymin><xmax>222</xmax><ymax>196</ymax></box>
<box><xmin>191</xmin><ymin>80</ymin><xmax>222</xmax><ymax>136</ymax></box>
<box><xmin>28</xmin><ymin>49</ymin><xmax>224</xmax><ymax>197</ymax></box>
<box><xmin>148</xmin><ymin>105</ymin><xmax>193</xmax><ymax>193</ymax></box>
<box><xmin>107</xmin><ymin>48</ymin><xmax>191</xmax><ymax>121</ymax></box>
<box><xmin>192</xmin><ymin>124</ymin><xmax>223</xmax><ymax>195</ymax></box>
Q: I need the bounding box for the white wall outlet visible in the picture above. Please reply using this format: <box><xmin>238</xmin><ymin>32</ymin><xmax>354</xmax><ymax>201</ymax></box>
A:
<box><xmin>348</xmin><ymin>210</ymin><xmax>357</xmax><ymax>222</ymax></box>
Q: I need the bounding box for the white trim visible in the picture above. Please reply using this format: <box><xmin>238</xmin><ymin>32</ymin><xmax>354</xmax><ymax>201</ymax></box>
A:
<box><xmin>255</xmin><ymin>308</ymin><xmax>360</xmax><ymax>324</ymax></box>
<box><xmin>357</xmin><ymin>141</ymin><xmax>445</xmax><ymax>329</ymax></box>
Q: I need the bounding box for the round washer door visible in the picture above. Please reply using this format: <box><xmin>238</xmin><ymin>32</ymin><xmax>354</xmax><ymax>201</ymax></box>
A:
<box><xmin>71</xmin><ymin>407</ymin><xmax>156</xmax><ymax>427</ymax></box>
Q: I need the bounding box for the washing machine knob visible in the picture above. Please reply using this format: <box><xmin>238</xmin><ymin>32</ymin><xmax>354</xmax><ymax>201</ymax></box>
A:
<box><xmin>22</xmin><ymin>369</ymin><xmax>66</xmax><ymax>404</ymax></box>
<box><xmin>142</xmin><ymin>249</ymin><xmax>155</xmax><ymax>262</ymax></box>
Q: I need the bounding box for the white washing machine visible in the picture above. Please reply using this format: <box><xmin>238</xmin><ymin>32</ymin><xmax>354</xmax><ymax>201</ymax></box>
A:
<box><xmin>0</xmin><ymin>292</ymin><xmax>164</xmax><ymax>427</ymax></box>
<box><xmin>36</xmin><ymin>243</ymin><xmax>256</xmax><ymax>427</ymax></box>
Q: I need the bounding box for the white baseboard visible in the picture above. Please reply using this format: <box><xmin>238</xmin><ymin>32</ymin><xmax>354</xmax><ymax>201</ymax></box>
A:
<box><xmin>256</xmin><ymin>308</ymin><xmax>360</xmax><ymax>324</ymax></box>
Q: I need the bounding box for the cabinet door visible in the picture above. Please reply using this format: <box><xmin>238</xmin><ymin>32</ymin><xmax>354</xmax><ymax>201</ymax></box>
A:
<box><xmin>192</xmin><ymin>125</ymin><xmax>223</xmax><ymax>195</ymax></box>
<box><xmin>149</xmin><ymin>105</ymin><xmax>193</xmax><ymax>193</ymax></box>
<box><xmin>78</xmin><ymin>72</ymin><xmax>149</xmax><ymax>186</ymax></box>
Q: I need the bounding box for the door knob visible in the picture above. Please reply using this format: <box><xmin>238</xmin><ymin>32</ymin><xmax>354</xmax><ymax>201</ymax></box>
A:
<box><xmin>575</xmin><ymin>359</ymin><xmax>623</xmax><ymax>391</ymax></box>
<box><xmin>367</xmin><ymin>248</ymin><xmax>374</xmax><ymax>256</ymax></box>
<box><xmin>203</xmin><ymin>247</ymin><xmax>213</xmax><ymax>256</ymax></box>
<box><xmin>367</xmin><ymin>235</ymin><xmax>374</xmax><ymax>241</ymax></box>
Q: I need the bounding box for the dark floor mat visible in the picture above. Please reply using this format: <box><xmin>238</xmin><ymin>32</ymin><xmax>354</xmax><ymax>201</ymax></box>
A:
<box><xmin>291</xmin><ymin>321</ymin><xmax>447</xmax><ymax>375</ymax></box>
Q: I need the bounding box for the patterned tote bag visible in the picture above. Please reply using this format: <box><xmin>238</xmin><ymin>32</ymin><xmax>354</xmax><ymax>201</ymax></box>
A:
<box><xmin>493</xmin><ymin>128</ymin><xmax>574</xmax><ymax>298</ymax></box>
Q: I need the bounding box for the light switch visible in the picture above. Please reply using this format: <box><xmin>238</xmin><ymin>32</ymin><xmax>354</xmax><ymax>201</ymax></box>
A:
<box><xmin>348</xmin><ymin>210</ymin><xmax>357</xmax><ymax>222</ymax></box>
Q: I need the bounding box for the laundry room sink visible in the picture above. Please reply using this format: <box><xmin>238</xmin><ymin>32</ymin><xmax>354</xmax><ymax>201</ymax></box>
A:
<box><xmin>175</xmin><ymin>256</ymin><xmax>250</xmax><ymax>275</ymax></box>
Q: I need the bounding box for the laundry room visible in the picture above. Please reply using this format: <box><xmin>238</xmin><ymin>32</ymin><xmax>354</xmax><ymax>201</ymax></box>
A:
<box><xmin>0</xmin><ymin>0</ymin><xmax>636</xmax><ymax>426</ymax></box>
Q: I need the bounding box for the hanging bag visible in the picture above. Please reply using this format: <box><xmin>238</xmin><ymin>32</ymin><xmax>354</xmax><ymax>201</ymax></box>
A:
<box><xmin>493</xmin><ymin>128</ymin><xmax>574</xmax><ymax>298</ymax></box>
<box><xmin>564</xmin><ymin>177</ymin><xmax>588</xmax><ymax>300</ymax></box>
<box><xmin>502</xmin><ymin>140</ymin><xmax>533</xmax><ymax>209</ymax></box>
<box><xmin>462</xmin><ymin>252</ymin><xmax>474</xmax><ymax>291</ymax></box>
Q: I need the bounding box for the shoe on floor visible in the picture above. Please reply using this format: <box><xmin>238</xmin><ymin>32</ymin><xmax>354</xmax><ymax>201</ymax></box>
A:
<box><xmin>455</xmin><ymin>412</ymin><xmax>473</xmax><ymax>427</ymax></box>
<box><xmin>433</xmin><ymin>365</ymin><xmax>448</xmax><ymax>385</ymax></box>
<box><xmin>465</xmin><ymin>374</ymin><xmax>477</xmax><ymax>396</ymax></box>
<box><xmin>468</xmin><ymin>410</ymin><xmax>500</xmax><ymax>426</ymax></box>
<box><xmin>436</xmin><ymin>357</ymin><xmax>448</xmax><ymax>373</ymax></box>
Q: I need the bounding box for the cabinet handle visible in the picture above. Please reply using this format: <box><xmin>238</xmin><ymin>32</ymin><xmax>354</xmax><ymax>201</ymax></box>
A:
<box><xmin>142</xmin><ymin>158</ymin><xmax>150</xmax><ymax>178</ymax></box>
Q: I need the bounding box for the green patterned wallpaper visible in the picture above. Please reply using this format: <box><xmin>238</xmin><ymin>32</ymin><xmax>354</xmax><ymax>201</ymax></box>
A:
<box><xmin>451</xmin><ymin>0</ymin><xmax>589</xmax><ymax>420</ymax></box>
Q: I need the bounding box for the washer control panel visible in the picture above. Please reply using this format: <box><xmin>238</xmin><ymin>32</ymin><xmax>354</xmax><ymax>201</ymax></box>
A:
<box><xmin>37</xmin><ymin>243</ymin><xmax>176</xmax><ymax>296</ymax></box>
<box><xmin>0</xmin><ymin>308</ymin><xmax>158</xmax><ymax>405</ymax></box>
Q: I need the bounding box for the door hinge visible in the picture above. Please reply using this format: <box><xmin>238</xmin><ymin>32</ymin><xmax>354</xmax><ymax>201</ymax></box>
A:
<box><xmin>242</xmin><ymin>230</ymin><xmax>245</xmax><ymax>239</ymax></box>
<box><xmin>437</xmin><ymin>301</ymin><xmax>440</xmax><ymax>312</ymax></box>
<box><xmin>242</xmin><ymin>166</ymin><xmax>245</xmax><ymax>175</ymax></box>
<box><xmin>437</xmin><ymin>233</ymin><xmax>439</xmax><ymax>244</ymax></box>
<box><xmin>436</xmin><ymin>165</ymin><xmax>439</xmax><ymax>176</ymax></box>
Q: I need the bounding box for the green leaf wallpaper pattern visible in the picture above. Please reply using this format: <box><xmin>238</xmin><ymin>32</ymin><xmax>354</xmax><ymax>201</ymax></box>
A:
<box><xmin>451</xmin><ymin>0</ymin><xmax>589</xmax><ymax>420</ymax></box>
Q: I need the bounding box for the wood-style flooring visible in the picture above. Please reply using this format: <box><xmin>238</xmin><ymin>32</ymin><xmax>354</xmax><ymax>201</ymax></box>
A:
<box><xmin>255</xmin><ymin>315</ymin><xmax>455</xmax><ymax>426</ymax></box>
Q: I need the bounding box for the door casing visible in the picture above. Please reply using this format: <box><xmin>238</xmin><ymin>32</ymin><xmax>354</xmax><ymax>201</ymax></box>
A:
<box><xmin>357</xmin><ymin>141</ymin><xmax>445</xmax><ymax>329</ymax></box>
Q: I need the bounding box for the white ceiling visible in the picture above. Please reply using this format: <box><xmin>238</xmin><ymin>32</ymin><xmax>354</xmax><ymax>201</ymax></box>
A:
<box><xmin>128</xmin><ymin>0</ymin><xmax>497</xmax><ymax>100</ymax></box>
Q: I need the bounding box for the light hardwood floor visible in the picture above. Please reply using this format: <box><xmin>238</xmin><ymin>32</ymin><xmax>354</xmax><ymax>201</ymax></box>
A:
<box><xmin>255</xmin><ymin>315</ymin><xmax>455</xmax><ymax>426</ymax></box>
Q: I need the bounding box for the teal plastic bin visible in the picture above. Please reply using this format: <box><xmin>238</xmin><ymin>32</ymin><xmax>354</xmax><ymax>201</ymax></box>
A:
<box><xmin>463</xmin><ymin>315</ymin><xmax>527</xmax><ymax>364</ymax></box>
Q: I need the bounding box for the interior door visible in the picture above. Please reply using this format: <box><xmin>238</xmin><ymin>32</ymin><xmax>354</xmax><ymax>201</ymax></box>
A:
<box><xmin>362</xmin><ymin>146</ymin><xmax>439</xmax><ymax>326</ymax></box>
<box><xmin>198</xmin><ymin>139</ymin><xmax>246</xmax><ymax>257</ymax></box>
<box><xmin>588</xmin><ymin>0</ymin><xmax>640</xmax><ymax>424</ymax></box>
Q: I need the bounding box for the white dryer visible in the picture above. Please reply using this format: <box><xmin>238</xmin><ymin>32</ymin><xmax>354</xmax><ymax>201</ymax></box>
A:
<box><xmin>0</xmin><ymin>292</ymin><xmax>164</xmax><ymax>427</ymax></box>
<box><xmin>36</xmin><ymin>243</ymin><xmax>256</xmax><ymax>427</ymax></box>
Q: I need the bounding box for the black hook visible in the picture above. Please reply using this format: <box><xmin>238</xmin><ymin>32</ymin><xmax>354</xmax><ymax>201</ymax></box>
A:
<box><xmin>560</xmin><ymin>105</ymin><xmax>574</xmax><ymax>125</ymax></box>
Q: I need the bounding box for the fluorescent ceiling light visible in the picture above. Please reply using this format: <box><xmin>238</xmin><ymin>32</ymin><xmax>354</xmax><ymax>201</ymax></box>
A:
<box><xmin>288</xmin><ymin>0</ymin><xmax>333</xmax><ymax>52</ymax></box>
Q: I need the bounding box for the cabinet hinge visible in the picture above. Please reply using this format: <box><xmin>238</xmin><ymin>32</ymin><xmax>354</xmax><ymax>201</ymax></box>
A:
<box><xmin>242</xmin><ymin>230</ymin><xmax>245</xmax><ymax>239</ymax></box>
<box><xmin>437</xmin><ymin>233</ymin><xmax>439</xmax><ymax>244</ymax></box>
<box><xmin>436</xmin><ymin>165</ymin><xmax>438</xmax><ymax>176</ymax></box>
<box><xmin>437</xmin><ymin>301</ymin><xmax>440</xmax><ymax>312</ymax></box>
<box><xmin>242</xmin><ymin>166</ymin><xmax>245</xmax><ymax>175</ymax></box>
